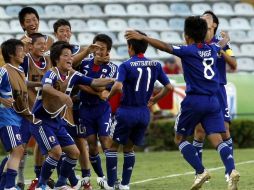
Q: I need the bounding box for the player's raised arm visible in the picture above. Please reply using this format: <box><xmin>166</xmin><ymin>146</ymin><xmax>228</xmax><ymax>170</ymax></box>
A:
<box><xmin>90</xmin><ymin>77</ymin><xmax>115</xmax><ymax>88</ymax></box>
<box><xmin>217</xmin><ymin>31</ymin><xmax>230</xmax><ymax>49</ymax></box>
<box><xmin>125</xmin><ymin>30</ymin><xmax>173</xmax><ymax>54</ymax></box>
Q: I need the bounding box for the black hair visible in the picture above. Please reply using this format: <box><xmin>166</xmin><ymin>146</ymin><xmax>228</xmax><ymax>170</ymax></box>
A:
<box><xmin>1</xmin><ymin>39</ymin><xmax>24</xmax><ymax>63</ymax></box>
<box><xmin>28</xmin><ymin>33</ymin><xmax>46</xmax><ymax>44</ymax></box>
<box><xmin>203</xmin><ymin>10</ymin><xmax>219</xmax><ymax>35</ymax></box>
<box><xmin>50</xmin><ymin>41</ymin><xmax>72</xmax><ymax>66</ymax></box>
<box><xmin>53</xmin><ymin>19</ymin><xmax>71</xmax><ymax>33</ymax></box>
<box><xmin>127</xmin><ymin>30</ymin><xmax>148</xmax><ymax>54</ymax></box>
<box><xmin>184</xmin><ymin>16</ymin><xmax>208</xmax><ymax>43</ymax></box>
<box><xmin>93</xmin><ymin>34</ymin><xmax>112</xmax><ymax>51</ymax></box>
<box><xmin>18</xmin><ymin>7</ymin><xmax>39</xmax><ymax>31</ymax></box>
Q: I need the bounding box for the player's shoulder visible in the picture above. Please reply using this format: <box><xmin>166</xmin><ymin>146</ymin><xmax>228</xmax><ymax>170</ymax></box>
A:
<box><xmin>71</xmin><ymin>44</ymin><xmax>81</xmax><ymax>55</ymax></box>
<box><xmin>46</xmin><ymin>69</ymin><xmax>57</xmax><ymax>79</ymax></box>
<box><xmin>0</xmin><ymin>66</ymin><xmax>7</xmax><ymax>77</ymax></box>
<box><xmin>107</xmin><ymin>61</ymin><xmax>118</xmax><ymax>70</ymax></box>
<box><xmin>81</xmin><ymin>57</ymin><xmax>94</xmax><ymax>65</ymax></box>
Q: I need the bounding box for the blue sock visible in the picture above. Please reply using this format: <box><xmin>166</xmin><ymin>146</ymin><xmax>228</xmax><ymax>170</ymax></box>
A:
<box><xmin>0</xmin><ymin>172</ymin><xmax>6</xmax><ymax>189</ymax></box>
<box><xmin>34</xmin><ymin>165</ymin><xmax>42</xmax><ymax>179</ymax></box>
<box><xmin>57</xmin><ymin>153</ymin><xmax>66</xmax><ymax>177</ymax></box>
<box><xmin>179</xmin><ymin>141</ymin><xmax>205</xmax><ymax>174</ymax></box>
<box><xmin>217</xmin><ymin>142</ymin><xmax>235</xmax><ymax>175</ymax></box>
<box><xmin>105</xmin><ymin>150</ymin><xmax>117</xmax><ymax>187</ymax></box>
<box><xmin>121</xmin><ymin>152</ymin><xmax>135</xmax><ymax>186</ymax></box>
<box><xmin>5</xmin><ymin>168</ymin><xmax>17</xmax><ymax>188</ymax></box>
<box><xmin>55</xmin><ymin>156</ymin><xmax>77</xmax><ymax>187</ymax></box>
<box><xmin>68</xmin><ymin>169</ymin><xmax>79</xmax><ymax>187</ymax></box>
<box><xmin>192</xmin><ymin>140</ymin><xmax>204</xmax><ymax>163</ymax></box>
<box><xmin>81</xmin><ymin>169</ymin><xmax>91</xmax><ymax>178</ymax></box>
<box><xmin>224</xmin><ymin>138</ymin><xmax>234</xmax><ymax>156</ymax></box>
<box><xmin>0</xmin><ymin>156</ymin><xmax>8</xmax><ymax>181</ymax></box>
<box><xmin>90</xmin><ymin>154</ymin><xmax>104</xmax><ymax>177</ymax></box>
<box><xmin>38</xmin><ymin>156</ymin><xmax>58</xmax><ymax>187</ymax></box>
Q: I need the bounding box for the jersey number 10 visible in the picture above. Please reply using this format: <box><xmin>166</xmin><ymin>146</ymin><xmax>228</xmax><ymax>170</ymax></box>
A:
<box><xmin>135</xmin><ymin>67</ymin><xmax>151</xmax><ymax>91</ymax></box>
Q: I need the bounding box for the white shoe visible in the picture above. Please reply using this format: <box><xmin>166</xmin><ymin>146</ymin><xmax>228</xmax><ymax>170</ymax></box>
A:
<box><xmin>190</xmin><ymin>170</ymin><xmax>211</xmax><ymax>190</ymax></box>
<box><xmin>228</xmin><ymin>170</ymin><xmax>240</xmax><ymax>190</ymax></box>
<box><xmin>225</xmin><ymin>173</ymin><xmax>230</xmax><ymax>182</ymax></box>
<box><xmin>96</xmin><ymin>176</ymin><xmax>106</xmax><ymax>188</ymax></box>
<box><xmin>119</xmin><ymin>184</ymin><xmax>130</xmax><ymax>190</ymax></box>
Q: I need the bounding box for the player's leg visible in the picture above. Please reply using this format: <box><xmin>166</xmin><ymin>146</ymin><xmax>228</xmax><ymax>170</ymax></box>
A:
<box><xmin>193</xmin><ymin>123</ymin><xmax>206</xmax><ymax>165</ymax></box>
<box><xmin>0</xmin><ymin>126</ymin><xmax>24</xmax><ymax>189</ymax></box>
<box><xmin>54</xmin><ymin>125</ymin><xmax>80</xmax><ymax>189</ymax></box>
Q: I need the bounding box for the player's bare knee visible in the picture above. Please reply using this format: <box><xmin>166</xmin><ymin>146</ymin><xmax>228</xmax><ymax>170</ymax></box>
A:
<box><xmin>12</xmin><ymin>145</ymin><xmax>24</xmax><ymax>159</ymax></box>
<box><xmin>70</xmin><ymin>146</ymin><xmax>80</xmax><ymax>159</ymax></box>
<box><xmin>48</xmin><ymin>146</ymin><xmax>62</xmax><ymax>160</ymax></box>
<box><xmin>174</xmin><ymin>134</ymin><xmax>184</xmax><ymax>146</ymax></box>
<box><xmin>123</xmin><ymin>145</ymin><xmax>134</xmax><ymax>152</ymax></box>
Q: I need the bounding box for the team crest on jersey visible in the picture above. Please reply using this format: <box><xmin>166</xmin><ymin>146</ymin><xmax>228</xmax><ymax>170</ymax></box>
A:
<box><xmin>16</xmin><ymin>134</ymin><xmax>21</xmax><ymax>141</ymax></box>
<box><xmin>49</xmin><ymin>136</ymin><xmax>56</xmax><ymax>143</ymax></box>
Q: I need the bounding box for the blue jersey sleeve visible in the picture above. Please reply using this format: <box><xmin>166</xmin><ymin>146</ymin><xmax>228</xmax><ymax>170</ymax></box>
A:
<box><xmin>74</xmin><ymin>71</ymin><xmax>93</xmax><ymax>86</ymax></box>
<box><xmin>157</xmin><ymin>64</ymin><xmax>170</xmax><ymax>86</ymax></box>
<box><xmin>116</xmin><ymin>63</ymin><xmax>127</xmax><ymax>83</ymax></box>
<box><xmin>41</xmin><ymin>70</ymin><xmax>57</xmax><ymax>86</ymax></box>
<box><xmin>172</xmin><ymin>45</ymin><xmax>189</xmax><ymax>58</ymax></box>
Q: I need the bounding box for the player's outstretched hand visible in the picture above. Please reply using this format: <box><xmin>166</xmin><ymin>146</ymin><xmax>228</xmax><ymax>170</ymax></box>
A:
<box><xmin>220</xmin><ymin>31</ymin><xmax>230</xmax><ymax>42</ymax></box>
<box><xmin>65</xmin><ymin>96</ymin><xmax>73</xmax><ymax>108</ymax></box>
<box><xmin>88</xmin><ymin>44</ymin><xmax>102</xmax><ymax>54</ymax></box>
<box><xmin>21</xmin><ymin>35</ymin><xmax>32</xmax><ymax>45</ymax></box>
<box><xmin>148</xmin><ymin>97</ymin><xmax>157</xmax><ymax>107</ymax></box>
<box><xmin>125</xmin><ymin>30</ymin><xmax>144</xmax><ymax>40</ymax></box>
<box><xmin>0</xmin><ymin>97</ymin><xmax>15</xmax><ymax>108</ymax></box>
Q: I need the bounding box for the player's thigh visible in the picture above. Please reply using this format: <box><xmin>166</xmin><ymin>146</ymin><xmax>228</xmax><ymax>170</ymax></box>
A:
<box><xmin>217</xmin><ymin>85</ymin><xmax>231</xmax><ymax>123</ymax></box>
<box><xmin>20</xmin><ymin>118</ymin><xmax>32</xmax><ymax>144</ymax></box>
<box><xmin>112</xmin><ymin>108</ymin><xmax>133</xmax><ymax>145</ymax></box>
<box><xmin>30</xmin><ymin>123</ymin><xmax>60</xmax><ymax>155</ymax></box>
<box><xmin>0</xmin><ymin>125</ymin><xmax>23</xmax><ymax>153</ymax></box>
<box><xmin>80</xmin><ymin>114</ymin><xmax>97</xmax><ymax>138</ymax></box>
<box><xmin>97</xmin><ymin>105</ymin><xmax>111</xmax><ymax>137</ymax></box>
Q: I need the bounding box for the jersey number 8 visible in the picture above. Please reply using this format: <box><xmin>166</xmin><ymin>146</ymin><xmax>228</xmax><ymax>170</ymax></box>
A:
<box><xmin>203</xmin><ymin>58</ymin><xmax>215</xmax><ymax>80</ymax></box>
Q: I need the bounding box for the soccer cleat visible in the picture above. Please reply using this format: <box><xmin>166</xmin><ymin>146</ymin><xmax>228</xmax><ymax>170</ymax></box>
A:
<box><xmin>34</xmin><ymin>184</ymin><xmax>47</xmax><ymax>190</ymax></box>
<box><xmin>28</xmin><ymin>178</ymin><xmax>39</xmax><ymax>190</ymax></box>
<box><xmin>96</xmin><ymin>176</ymin><xmax>106</xmax><ymax>188</ymax></box>
<box><xmin>190</xmin><ymin>170</ymin><xmax>211</xmax><ymax>190</ymax></box>
<box><xmin>119</xmin><ymin>184</ymin><xmax>130</xmax><ymax>190</ymax></box>
<box><xmin>225</xmin><ymin>173</ymin><xmax>230</xmax><ymax>182</ymax></box>
<box><xmin>228</xmin><ymin>170</ymin><xmax>240</xmax><ymax>190</ymax></box>
<box><xmin>54</xmin><ymin>185</ymin><xmax>75</xmax><ymax>190</ymax></box>
<box><xmin>16</xmin><ymin>182</ymin><xmax>25</xmax><ymax>190</ymax></box>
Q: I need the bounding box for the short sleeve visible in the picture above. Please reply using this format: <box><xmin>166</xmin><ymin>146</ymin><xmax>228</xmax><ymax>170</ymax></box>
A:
<box><xmin>171</xmin><ymin>45</ymin><xmax>188</xmax><ymax>58</ymax></box>
<box><xmin>74</xmin><ymin>71</ymin><xmax>93</xmax><ymax>86</ymax></box>
<box><xmin>0</xmin><ymin>67</ymin><xmax>7</xmax><ymax>87</ymax></box>
<box><xmin>157</xmin><ymin>63</ymin><xmax>170</xmax><ymax>86</ymax></box>
<box><xmin>116</xmin><ymin>63</ymin><xmax>127</xmax><ymax>83</ymax></box>
<box><xmin>41</xmin><ymin>70</ymin><xmax>57</xmax><ymax>86</ymax></box>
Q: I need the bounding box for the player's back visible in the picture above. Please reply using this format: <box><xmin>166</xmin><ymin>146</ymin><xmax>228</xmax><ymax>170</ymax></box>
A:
<box><xmin>119</xmin><ymin>55</ymin><xmax>168</xmax><ymax>107</ymax></box>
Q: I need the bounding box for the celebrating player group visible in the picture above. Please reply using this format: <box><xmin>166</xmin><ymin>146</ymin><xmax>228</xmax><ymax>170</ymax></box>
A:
<box><xmin>0</xmin><ymin>5</ymin><xmax>239</xmax><ymax>190</ymax></box>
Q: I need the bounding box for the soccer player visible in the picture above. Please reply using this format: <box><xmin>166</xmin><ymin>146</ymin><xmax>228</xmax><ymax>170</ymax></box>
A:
<box><xmin>103</xmin><ymin>30</ymin><xmax>173</xmax><ymax>190</ymax></box>
<box><xmin>125</xmin><ymin>16</ymin><xmax>239</xmax><ymax>190</ymax></box>
<box><xmin>193</xmin><ymin>10</ymin><xmax>237</xmax><ymax>182</ymax></box>
<box><xmin>78</xmin><ymin>34</ymin><xmax>118</xmax><ymax>188</ymax></box>
<box><xmin>31</xmin><ymin>42</ymin><xmax>114</xmax><ymax>190</ymax></box>
<box><xmin>0</xmin><ymin>39</ymin><xmax>28</xmax><ymax>189</ymax></box>
<box><xmin>18</xmin><ymin>7</ymin><xmax>54</xmax><ymax>52</ymax></box>
<box><xmin>17</xmin><ymin>33</ymin><xmax>52</xmax><ymax>190</ymax></box>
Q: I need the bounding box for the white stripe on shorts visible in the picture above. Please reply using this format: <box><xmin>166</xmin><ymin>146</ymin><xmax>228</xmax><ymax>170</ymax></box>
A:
<box><xmin>39</xmin><ymin>126</ymin><xmax>51</xmax><ymax>151</ymax></box>
<box><xmin>6</xmin><ymin>126</ymin><xmax>17</xmax><ymax>148</ymax></box>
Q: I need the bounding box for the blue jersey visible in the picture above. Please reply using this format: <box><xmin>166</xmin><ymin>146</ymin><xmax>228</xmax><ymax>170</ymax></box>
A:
<box><xmin>172</xmin><ymin>43</ymin><xmax>221</xmax><ymax>95</ymax></box>
<box><xmin>0</xmin><ymin>67</ymin><xmax>23</xmax><ymax>128</ymax></box>
<box><xmin>32</xmin><ymin>68</ymin><xmax>93</xmax><ymax>127</ymax></box>
<box><xmin>210</xmin><ymin>36</ymin><xmax>234</xmax><ymax>85</ymax></box>
<box><xmin>117</xmin><ymin>54</ymin><xmax>170</xmax><ymax>107</ymax></box>
<box><xmin>79</xmin><ymin>58</ymin><xmax>118</xmax><ymax>105</ymax></box>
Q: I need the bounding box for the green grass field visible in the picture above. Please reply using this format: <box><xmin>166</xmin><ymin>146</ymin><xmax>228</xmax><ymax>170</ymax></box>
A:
<box><xmin>4</xmin><ymin>148</ymin><xmax>254</xmax><ymax>190</ymax></box>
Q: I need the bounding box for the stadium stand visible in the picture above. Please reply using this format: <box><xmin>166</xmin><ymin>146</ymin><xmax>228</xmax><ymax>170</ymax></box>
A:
<box><xmin>0</xmin><ymin>0</ymin><xmax>253</xmax><ymax>72</ymax></box>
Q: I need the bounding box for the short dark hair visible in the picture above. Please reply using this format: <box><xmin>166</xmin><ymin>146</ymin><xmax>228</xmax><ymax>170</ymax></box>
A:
<box><xmin>93</xmin><ymin>34</ymin><xmax>112</xmax><ymax>51</ymax></box>
<box><xmin>203</xmin><ymin>10</ymin><xmax>219</xmax><ymax>35</ymax></box>
<box><xmin>127</xmin><ymin>30</ymin><xmax>148</xmax><ymax>54</ymax></box>
<box><xmin>1</xmin><ymin>39</ymin><xmax>24</xmax><ymax>63</ymax></box>
<box><xmin>18</xmin><ymin>7</ymin><xmax>39</xmax><ymax>30</ymax></box>
<box><xmin>28</xmin><ymin>33</ymin><xmax>46</xmax><ymax>44</ymax></box>
<box><xmin>184</xmin><ymin>16</ymin><xmax>207</xmax><ymax>43</ymax></box>
<box><xmin>50</xmin><ymin>41</ymin><xmax>72</xmax><ymax>66</ymax></box>
<box><xmin>53</xmin><ymin>19</ymin><xmax>71</xmax><ymax>33</ymax></box>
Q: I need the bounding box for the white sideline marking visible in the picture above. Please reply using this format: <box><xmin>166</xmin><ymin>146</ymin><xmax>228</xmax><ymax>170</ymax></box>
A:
<box><xmin>130</xmin><ymin>160</ymin><xmax>254</xmax><ymax>185</ymax></box>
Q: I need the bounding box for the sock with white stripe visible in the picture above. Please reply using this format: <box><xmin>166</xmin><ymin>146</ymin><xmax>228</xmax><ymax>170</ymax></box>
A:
<box><xmin>105</xmin><ymin>150</ymin><xmax>117</xmax><ymax>187</ymax></box>
<box><xmin>55</xmin><ymin>156</ymin><xmax>78</xmax><ymax>187</ymax></box>
<box><xmin>217</xmin><ymin>142</ymin><xmax>235</xmax><ymax>175</ymax></box>
<box><xmin>121</xmin><ymin>152</ymin><xmax>135</xmax><ymax>186</ymax></box>
<box><xmin>0</xmin><ymin>156</ymin><xmax>8</xmax><ymax>180</ymax></box>
<box><xmin>5</xmin><ymin>168</ymin><xmax>17</xmax><ymax>188</ymax></box>
<box><xmin>56</xmin><ymin>153</ymin><xmax>66</xmax><ymax>176</ymax></box>
<box><xmin>179</xmin><ymin>141</ymin><xmax>205</xmax><ymax>174</ymax></box>
<box><xmin>90</xmin><ymin>153</ymin><xmax>104</xmax><ymax>177</ymax></box>
<box><xmin>192</xmin><ymin>140</ymin><xmax>204</xmax><ymax>163</ymax></box>
<box><xmin>81</xmin><ymin>169</ymin><xmax>91</xmax><ymax>178</ymax></box>
<box><xmin>17</xmin><ymin>151</ymin><xmax>27</xmax><ymax>184</ymax></box>
<box><xmin>224</xmin><ymin>138</ymin><xmax>234</xmax><ymax>156</ymax></box>
<box><xmin>38</xmin><ymin>156</ymin><xmax>58</xmax><ymax>187</ymax></box>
